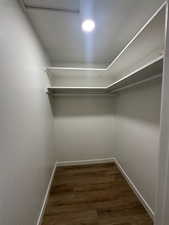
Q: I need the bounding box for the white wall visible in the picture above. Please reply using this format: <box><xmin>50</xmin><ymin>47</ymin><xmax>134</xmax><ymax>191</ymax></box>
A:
<box><xmin>52</xmin><ymin>96</ymin><xmax>116</xmax><ymax>161</ymax></box>
<box><xmin>155</xmin><ymin>2</ymin><xmax>169</xmax><ymax>223</ymax></box>
<box><xmin>0</xmin><ymin>1</ymin><xmax>55</xmax><ymax>225</ymax></box>
<box><xmin>115</xmin><ymin>78</ymin><xmax>162</xmax><ymax>213</ymax></box>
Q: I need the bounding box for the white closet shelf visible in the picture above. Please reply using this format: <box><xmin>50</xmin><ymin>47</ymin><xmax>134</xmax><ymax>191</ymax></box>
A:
<box><xmin>47</xmin><ymin>87</ymin><xmax>108</xmax><ymax>95</ymax></box>
<box><xmin>107</xmin><ymin>55</ymin><xmax>163</xmax><ymax>93</ymax></box>
<box><xmin>47</xmin><ymin>56</ymin><xmax>163</xmax><ymax>96</ymax></box>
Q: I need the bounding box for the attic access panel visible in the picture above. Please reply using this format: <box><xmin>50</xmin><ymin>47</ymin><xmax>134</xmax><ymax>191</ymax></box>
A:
<box><xmin>23</xmin><ymin>0</ymin><xmax>80</xmax><ymax>12</ymax></box>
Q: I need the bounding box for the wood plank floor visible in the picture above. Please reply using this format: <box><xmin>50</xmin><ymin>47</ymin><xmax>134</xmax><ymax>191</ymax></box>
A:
<box><xmin>42</xmin><ymin>163</ymin><xmax>153</xmax><ymax>225</ymax></box>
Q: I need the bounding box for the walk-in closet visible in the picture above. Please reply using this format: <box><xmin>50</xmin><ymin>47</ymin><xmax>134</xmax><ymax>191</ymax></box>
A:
<box><xmin>1</xmin><ymin>1</ymin><xmax>169</xmax><ymax>225</ymax></box>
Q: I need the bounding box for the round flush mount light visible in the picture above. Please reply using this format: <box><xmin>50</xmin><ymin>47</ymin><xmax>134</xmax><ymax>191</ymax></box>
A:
<box><xmin>81</xmin><ymin>19</ymin><xmax>95</xmax><ymax>32</ymax></box>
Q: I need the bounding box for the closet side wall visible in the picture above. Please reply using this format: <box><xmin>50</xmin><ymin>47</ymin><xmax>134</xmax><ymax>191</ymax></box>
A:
<box><xmin>52</xmin><ymin>96</ymin><xmax>116</xmax><ymax>162</ymax></box>
<box><xmin>115</xmin><ymin>78</ymin><xmax>162</xmax><ymax>213</ymax></box>
<box><xmin>0</xmin><ymin>1</ymin><xmax>55</xmax><ymax>225</ymax></box>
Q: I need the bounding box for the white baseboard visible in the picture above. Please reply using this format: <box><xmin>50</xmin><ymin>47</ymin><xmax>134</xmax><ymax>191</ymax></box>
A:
<box><xmin>57</xmin><ymin>157</ymin><xmax>116</xmax><ymax>167</ymax></box>
<box><xmin>36</xmin><ymin>162</ymin><xmax>58</xmax><ymax>225</ymax></box>
<box><xmin>114</xmin><ymin>159</ymin><xmax>154</xmax><ymax>220</ymax></box>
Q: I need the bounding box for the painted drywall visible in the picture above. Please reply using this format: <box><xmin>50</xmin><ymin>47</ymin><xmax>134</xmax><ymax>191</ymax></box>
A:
<box><xmin>0</xmin><ymin>1</ymin><xmax>55</xmax><ymax>225</ymax></box>
<box><xmin>115</xmin><ymin>78</ymin><xmax>162</xmax><ymax>212</ymax></box>
<box><xmin>155</xmin><ymin>2</ymin><xmax>169</xmax><ymax>223</ymax></box>
<box><xmin>51</xmin><ymin>96</ymin><xmax>116</xmax><ymax>161</ymax></box>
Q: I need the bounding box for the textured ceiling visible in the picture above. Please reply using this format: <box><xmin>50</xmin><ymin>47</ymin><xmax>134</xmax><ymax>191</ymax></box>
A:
<box><xmin>24</xmin><ymin>0</ymin><xmax>165</xmax><ymax>67</ymax></box>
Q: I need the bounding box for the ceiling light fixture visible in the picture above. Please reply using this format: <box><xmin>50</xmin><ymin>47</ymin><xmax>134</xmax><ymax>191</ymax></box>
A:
<box><xmin>81</xmin><ymin>19</ymin><xmax>95</xmax><ymax>32</ymax></box>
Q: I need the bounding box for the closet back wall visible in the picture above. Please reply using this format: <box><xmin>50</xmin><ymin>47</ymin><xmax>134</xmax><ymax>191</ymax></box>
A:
<box><xmin>52</xmin><ymin>96</ymin><xmax>116</xmax><ymax>162</ymax></box>
<box><xmin>115</xmin><ymin>78</ymin><xmax>162</xmax><ymax>214</ymax></box>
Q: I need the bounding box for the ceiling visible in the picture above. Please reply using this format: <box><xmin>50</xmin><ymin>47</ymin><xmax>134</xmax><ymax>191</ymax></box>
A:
<box><xmin>24</xmin><ymin>0</ymin><xmax>164</xmax><ymax>67</ymax></box>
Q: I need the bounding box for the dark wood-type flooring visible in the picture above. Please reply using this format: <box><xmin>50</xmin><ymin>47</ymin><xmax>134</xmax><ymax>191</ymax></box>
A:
<box><xmin>42</xmin><ymin>163</ymin><xmax>153</xmax><ymax>225</ymax></box>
